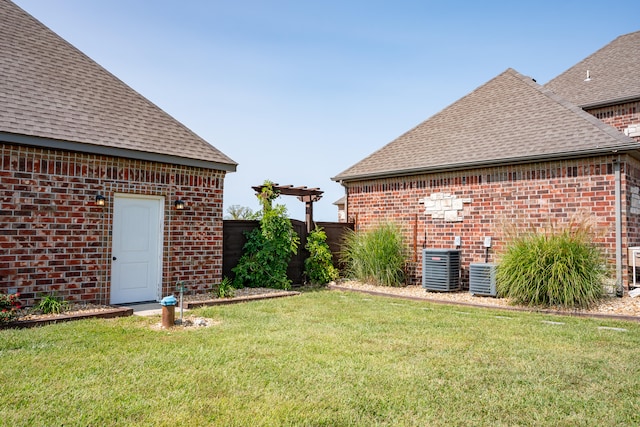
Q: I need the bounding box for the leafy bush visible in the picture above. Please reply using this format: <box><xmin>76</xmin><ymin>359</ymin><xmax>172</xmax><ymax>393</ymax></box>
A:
<box><xmin>0</xmin><ymin>292</ymin><xmax>21</xmax><ymax>323</ymax></box>
<box><xmin>340</xmin><ymin>222</ymin><xmax>408</xmax><ymax>287</ymax></box>
<box><xmin>213</xmin><ymin>277</ymin><xmax>235</xmax><ymax>298</ymax></box>
<box><xmin>304</xmin><ymin>227</ymin><xmax>339</xmax><ymax>285</ymax></box>
<box><xmin>36</xmin><ymin>294</ymin><xmax>70</xmax><ymax>315</ymax></box>
<box><xmin>496</xmin><ymin>220</ymin><xmax>606</xmax><ymax>308</ymax></box>
<box><xmin>233</xmin><ymin>181</ymin><xmax>300</xmax><ymax>290</ymax></box>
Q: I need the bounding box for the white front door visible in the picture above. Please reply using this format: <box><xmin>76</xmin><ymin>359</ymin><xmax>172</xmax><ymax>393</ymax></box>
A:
<box><xmin>110</xmin><ymin>195</ymin><xmax>164</xmax><ymax>304</ymax></box>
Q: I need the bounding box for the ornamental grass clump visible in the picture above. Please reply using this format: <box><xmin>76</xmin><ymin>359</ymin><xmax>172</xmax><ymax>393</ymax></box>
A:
<box><xmin>340</xmin><ymin>222</ymin><xmax>408</xmax><ymax>287</ymax></box>
<box><xmin>213</xmin><ymin>277</ymin><xmax>235</xmax><ymax>298</ymax></box>
<box><xmin>496</xmin><ymin>219</ymin><xmax>607</xmax><ymax>309</ymax></box>
<box><xmin>36</xmin><ymin>293</ymin><xmax>70</xmax><ymax>315</ymax></box>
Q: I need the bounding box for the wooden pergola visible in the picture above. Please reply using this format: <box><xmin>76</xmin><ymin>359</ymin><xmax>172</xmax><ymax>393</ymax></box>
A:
<box><xmin>252</xmin><ymin>184</ymin><xmax>323</xmax><ymax>233</ymax></box>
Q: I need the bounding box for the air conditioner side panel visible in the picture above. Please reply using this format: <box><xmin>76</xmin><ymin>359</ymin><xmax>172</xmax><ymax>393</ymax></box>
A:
<box><xmin>469</xmin><ymin>263</ymin><xmax>497</xmax><ymax>297</ymax></box>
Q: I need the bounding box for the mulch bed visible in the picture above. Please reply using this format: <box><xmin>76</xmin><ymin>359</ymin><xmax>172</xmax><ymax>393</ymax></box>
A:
<box><xmin>1</xmin><ymin>306</ymin><xmax>134</xmax><ymax>330</ymax></box>
<box><xmin>329</xmin><ymin>283</ymin><xmax>640</xmax><ymax>323</ymax></box>
<box><xmin>1</xmin><ymin>288</ymin><xmax>301</xmax><ymax>330</ymax></box>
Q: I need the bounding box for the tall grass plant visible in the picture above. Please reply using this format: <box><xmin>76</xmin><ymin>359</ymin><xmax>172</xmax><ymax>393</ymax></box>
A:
<box><xmin>496</xmin><ymin>217</ymin><xmax>607</xmax><ymax>308</ymax></box>
<box><xmin>340</xmin><ymin>222</ymin><xmax>408</xmax><ymax>286</ymax></box>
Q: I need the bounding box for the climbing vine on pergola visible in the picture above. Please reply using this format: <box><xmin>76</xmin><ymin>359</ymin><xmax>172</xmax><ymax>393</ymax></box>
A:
<box><xmin>252</xmin><ymin>184</ymin><xmax>323</xmax><ymax>233</ymax></box>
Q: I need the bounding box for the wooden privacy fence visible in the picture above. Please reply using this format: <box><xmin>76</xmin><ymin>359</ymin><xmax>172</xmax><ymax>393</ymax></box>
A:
<box><xmin>223</xmin><ymin>220</ymin><xmax>354</xmax><ymax>285</ymax></box>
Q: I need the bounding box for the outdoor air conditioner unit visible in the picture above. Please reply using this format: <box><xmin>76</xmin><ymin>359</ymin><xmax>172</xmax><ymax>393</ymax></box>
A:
<box><xmin>469</xmin><ymin>263</ymin><xmax>497</xmax><ymax>297</ymax></box>
<box><xmin>422</xmin><ymin>249</ymin><xmax>461</xmax><ymax>291</ymax></box>
<box><xmin>628</xmin><ymin>246</ymin><xmax>640</xmax><ymax>288</ymax></box>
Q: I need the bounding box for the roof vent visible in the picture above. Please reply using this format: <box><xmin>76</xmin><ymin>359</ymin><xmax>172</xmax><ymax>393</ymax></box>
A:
<box><xmin>584</xmin><ymin>70</ymin><xmax>591</xmax><ymax>82</ymax></box>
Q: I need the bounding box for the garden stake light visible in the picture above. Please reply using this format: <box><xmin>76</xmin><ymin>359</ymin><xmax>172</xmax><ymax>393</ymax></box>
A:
<box><xmin>176</xmin><ymin>281</ymin><xmax>187</xmax><ymax>324</ymax></box>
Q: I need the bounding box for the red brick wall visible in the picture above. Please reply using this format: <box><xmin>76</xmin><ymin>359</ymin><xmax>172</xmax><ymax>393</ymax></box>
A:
<box><xmin>345</xmin><ymin>155</ymin><xmax>636</xmax><ymax>288</ymax></box>
<box><xmin>588</xmin><ymin>101</ymin><xmax>640</xmax><ymax>142</ymax></box>
<box><xmin>0</xmin><ymin>143</ymin><xmax>226</xmax><ymax>306</ymax></box>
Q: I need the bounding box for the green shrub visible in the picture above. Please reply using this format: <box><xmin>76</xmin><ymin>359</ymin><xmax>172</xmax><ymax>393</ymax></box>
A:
<box><xmin>304</xmin><ymin>227</ymin><xmax>339</xmax><ymax>285</ymax></box>
<box><xmin>0</xmin><ymin>292</ymin><xmax>21</xmax><ymax>323</ymax></box>
<box><xmin>213</xmin><ymin>277</ymin><xmax>235</xmax><ymax>298</ymax></box>
<box><xmin>36</xmin><ymin>293</ymin><xmax>69</xmax><ymax>315</ymax></box>
<box><xmin>232</xmin><ymin>181</ymin><xmax>300</xmax><ymax>290</ymax></box>
<box><xmin>340</xmin><ymin>222</ymin><xmax>408</xmax><ymax>287</ymax></box>
<box><xmin>496</xmin><ymin>220</ymin><xmax>607</xmax><ymax>308</ymax></box>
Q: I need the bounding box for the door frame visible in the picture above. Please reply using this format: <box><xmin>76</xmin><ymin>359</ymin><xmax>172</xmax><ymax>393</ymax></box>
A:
<box><xmin>110</xmin><ymin>193</ymin><xmax>165</xmax><ymax>304</ymax></box>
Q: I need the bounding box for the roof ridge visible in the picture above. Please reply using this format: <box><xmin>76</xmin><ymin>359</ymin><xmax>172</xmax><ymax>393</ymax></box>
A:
<box><xmin>544</xmin><ymin>30</ymin><xmax>640</xmax><ymax>108</ymax></box>
<box><xmin>0</xmin><ymin>0</ymin><xmax>237</xmax><ymax>170</ymax></box>
<box><xmin>333</xmin><ymin>67</ymin><xmax>638</xmax><ymax>182</ymax></box>
<box><xmin>333</xmin><ymin>69</ymin><xmax>519</xmax><ymax>180</ymax></box>
<box><xmin>526</xmin><ymin>73</ymin><xmax>637</xmax><ymax>146</ymax></box>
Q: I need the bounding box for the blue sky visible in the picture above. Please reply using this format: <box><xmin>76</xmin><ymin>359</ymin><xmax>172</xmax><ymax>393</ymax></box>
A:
<box><xmin>13</xmin><ymin>0</ymin><xmax>639</xmax><ymax>221</ymax></box>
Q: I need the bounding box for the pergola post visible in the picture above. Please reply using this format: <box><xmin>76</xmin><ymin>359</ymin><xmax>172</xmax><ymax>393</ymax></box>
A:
<box><xmin>303</xmin><ymin>197</ymin><xmax>314</xmax><ymax>234</ymax></box>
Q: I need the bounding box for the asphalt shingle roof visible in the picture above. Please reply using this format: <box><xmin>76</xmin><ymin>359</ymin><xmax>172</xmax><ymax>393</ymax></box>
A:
<box><xmin>0</xmin><ymin>0</ymin><xmax>237</xmax><ymax>171</ymax></box>
<box><xmin>544</xmin><ymin>31</ymin><xmax>640</xmax><ymax>108</ymax></box>
<box><xmin>333</xmin><ymin>68</ymin><xmax>637</xmax><ymax>181</ymax></box>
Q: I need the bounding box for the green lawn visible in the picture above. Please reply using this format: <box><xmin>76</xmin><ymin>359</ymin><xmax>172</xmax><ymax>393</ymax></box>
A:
<box><xmin>1</xmin><ymin>290</ymin><xmax>639</xmax><ymax>426</ymax></box>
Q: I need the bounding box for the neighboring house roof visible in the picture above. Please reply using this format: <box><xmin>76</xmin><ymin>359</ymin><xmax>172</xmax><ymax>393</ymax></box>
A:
<box><xmin>333</xmin><ymin>196</ymin><xmax>346</xmax><ymax>206</ymax></box>
<box><xmin>333</xmin><ymin>68</ymin><xmax>638</xmax><ymax>182</ymax></box>
<box><xmin>544</xmin><ymin>31</ymin><xmax>640</xmax><ymax>108</ymax></box>
<box><xmin>0</xmin><ymin>0</ymin><xmax>237</xmax><ymax>171</ymax></box>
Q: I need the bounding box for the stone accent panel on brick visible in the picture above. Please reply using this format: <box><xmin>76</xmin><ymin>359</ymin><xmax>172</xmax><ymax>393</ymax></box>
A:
<box><xmin>419</xmin><ymin>193</ymin><xmax>472</xmax><ymax>222</ymax></box>
<box><xmin>0</xmin><ymin>143</ymin><xmax>227</xmax><ymax>306</ymax></box>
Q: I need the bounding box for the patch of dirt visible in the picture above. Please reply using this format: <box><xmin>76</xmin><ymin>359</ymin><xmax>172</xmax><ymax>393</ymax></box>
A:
<box><xmin>150</xmin><ymin>315</ymin><xmax>222</xmax><ymax>331</ymax></box>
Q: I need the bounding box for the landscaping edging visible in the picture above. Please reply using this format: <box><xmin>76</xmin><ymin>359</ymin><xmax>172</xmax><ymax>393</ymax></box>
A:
<box><xmin>0</xmin><ymin>307</ymin><xmax>134</xmax><ymax>330</ymax></box>
<box><xmin>328</xmin><ymin>284</ymin><xmax>640</xmax><ymax>323</ymax></box>
<box><xmin>183</xmin><ymin>291</ymin><xmax>301</xmax><ymax>309</ymax></box>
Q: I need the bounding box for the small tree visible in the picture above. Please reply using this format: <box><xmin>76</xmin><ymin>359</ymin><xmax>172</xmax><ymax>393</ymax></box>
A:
<box><xmin>304</xmin><ymin>227</ymin><xmax>339</xmax><ymax>285</ymax></box>
<box><xmin>224</xmin><ymin>204</ymin><xmax>261</xmax><ymax>220</ymax></box>
<box><xmin>232</xmin><ymin>181</ymin><xmax>299</xmax><ymax>290</ymax></box>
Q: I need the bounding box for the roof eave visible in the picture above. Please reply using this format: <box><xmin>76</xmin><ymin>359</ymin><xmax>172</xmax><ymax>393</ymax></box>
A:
<box><xmin>581</xmin><ymin>95</ymin><xmax>640</xmax><ymax>110</ymax></box>
<box><xmin>333</xmin><ymin>147</ymin><xmax>639</xmax><ymax>182</ymax></box>
<box><xmin>1</xmin><ymin>132</ymin><xmax>238</xmax><ymax>172</ymax></box>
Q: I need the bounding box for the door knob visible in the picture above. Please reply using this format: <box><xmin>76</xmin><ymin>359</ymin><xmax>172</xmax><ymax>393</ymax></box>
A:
<box><xmin>112</xmin><ymin>256</ymin><xmax>117</xmax><ymax>261</ymax></box>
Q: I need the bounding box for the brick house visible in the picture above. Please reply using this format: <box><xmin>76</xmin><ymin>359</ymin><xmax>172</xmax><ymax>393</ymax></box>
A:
<box><xmin>333</xmin><ymin>31</ymin><xmax>640</xmax><ymax>292</ymax></box>
<box><xmin>0</xmin><ymin>1</ymin><xmax>237</xmax><ymax>305</ymax></box>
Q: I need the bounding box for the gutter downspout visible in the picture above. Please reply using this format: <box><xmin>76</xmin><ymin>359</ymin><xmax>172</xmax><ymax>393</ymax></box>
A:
<box><xmin>340</xmin><ymin>180</ymin><xmax>348</xmax><ymax>224</ymax></box>
<box><xmin>615</xmin><ymin>156</ymin><xmax>623</xmax><ymax>296</ymax></box>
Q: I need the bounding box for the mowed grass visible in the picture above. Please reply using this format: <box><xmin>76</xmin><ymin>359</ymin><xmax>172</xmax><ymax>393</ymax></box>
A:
<box><xmin>1</xmin><ymin>290</ymin><xmax>640</xmax><ymax>426</ymax></box>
